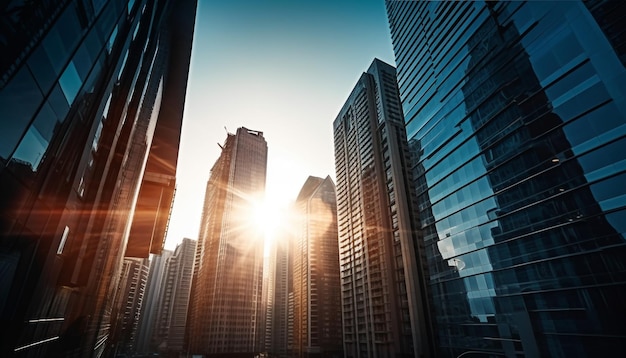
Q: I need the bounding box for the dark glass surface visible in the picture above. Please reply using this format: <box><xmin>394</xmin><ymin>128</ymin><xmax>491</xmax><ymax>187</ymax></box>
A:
<box><xmin>27</xmin><ymin>46</ymin><xmax>57</xmax><ymax>95</ymax></box>
<box><xmin>58</xmin><ymin>61</ymin><xmax>83</xmax><ymax>104</ymax></box>
<box><xmin>10</xmin><ymin>103</ymin><xmax>58</xmax><ymax>173</ymax></box>
<box><xmin>48</xmin><ymin>83</ymin><xmax>70</xmax><ymax>119</ymax></box>
<box><xmin>0</xmin><ymin>66</ymin><xmax>43</xmax><ymax>161</ymax></box>
<box><xmin>387</xmin><ymin>1</ymin><xmax>626</xmax><ymax>356</ymax></box>
<box><xmin>1</xmin><ymin>0</ymin><xmax>197</xmax><ymax>357</ymax></box>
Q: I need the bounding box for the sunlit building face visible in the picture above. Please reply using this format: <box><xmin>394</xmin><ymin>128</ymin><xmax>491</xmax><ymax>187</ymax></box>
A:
<box><xmin>187</xmin><ymin>127</ymin><xmax>268</xmax><ymax>356</ymax></box>
<box><xmin>290</xmin><ymin>176</ymin><xmax>343</xmax><ymax>357</ymax></box>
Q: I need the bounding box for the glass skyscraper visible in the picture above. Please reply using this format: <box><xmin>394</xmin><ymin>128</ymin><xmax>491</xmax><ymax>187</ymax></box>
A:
<box><xmin>386</xmin><ymin>1</ymin><xmax>626</xmax><ymax>357</ymax></box>
<box><xmin>0</xmin><ymin>0</ymin><xmax>196</xmax><ymax>356</ymax></box>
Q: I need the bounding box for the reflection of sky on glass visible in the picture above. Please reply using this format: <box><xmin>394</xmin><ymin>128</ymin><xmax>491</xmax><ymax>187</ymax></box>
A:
<box><xmin>165</xmin><ymin>0</ymin><xmax>395</xmax><ymax>249</ymax></box>
<box><xmin>59</xmin><ymin>61</ymin><xmax>81</xmax><ymax>104</ymax></box>
<box><xmin>12</xmin><ymin>127</ymin><xmax>48</xmax><ymax>170</ymax></box>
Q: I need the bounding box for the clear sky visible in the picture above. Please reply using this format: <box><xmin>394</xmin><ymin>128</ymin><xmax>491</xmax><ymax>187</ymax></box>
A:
<box><xmin>164</xmin><ymin>0</ymin><xmax>395</xmax><ymax>249</ymax></box>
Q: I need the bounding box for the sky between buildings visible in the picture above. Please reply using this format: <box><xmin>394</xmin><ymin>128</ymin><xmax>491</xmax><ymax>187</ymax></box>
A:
<box><xmin>164</xmin><ymin>0</ymin><xmax>396</xmax><ymax>249</ymax></box>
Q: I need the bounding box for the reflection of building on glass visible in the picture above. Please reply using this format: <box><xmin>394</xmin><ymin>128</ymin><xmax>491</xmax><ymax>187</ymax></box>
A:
<box><xmin>334</xmin><ymin>59</ymin><xmax>434</xmax><ymax>358</ymax></box>
<box><xmin>387</xmin><ymin>1</ymin><xmax>626</xmax><ymax>357</ymax></box>
<box><xmin>187</xmin><ymin>127</ymin><xmax>268</xmax><ymax>357</ymax></box>
<box><xmin>0</xmin><ymin>0</ymin><xmax>197</xmax><ymax>356</ymax></box>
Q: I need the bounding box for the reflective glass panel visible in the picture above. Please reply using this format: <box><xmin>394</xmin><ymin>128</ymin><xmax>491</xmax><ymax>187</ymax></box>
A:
<box><xmin>59</xmin><ymin>61</ymin><xmax>82</xmax><ymax>104</ymax></box>
<box><xmin>0</xmin><ymin>66</ymin><xmax>43</xmax><ymax>160</ymax></box>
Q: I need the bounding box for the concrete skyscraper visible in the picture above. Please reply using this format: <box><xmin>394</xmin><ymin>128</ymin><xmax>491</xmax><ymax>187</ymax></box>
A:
<box><xmin>136</xmin><ymin>250</ymin><xmax>173</xmax><ymax>355</ymax></box>
<box><xmin>0</xmin><ymin>0</ymin><xmax>197</xmax><ymax>356</ymax></box>
<box><xmin>291</xmin><ymin>176</ymin><xmax>342</xmax><ymax>358</ymax></box>
<box><xmin>187</xmin><ymin>127</ymin><xmax>268</xmax><ymax>357</ymax></box>
<box><xmin>333</xmin><ymin>59</ymin><xmax>433</xmax><ymax>358</ymax></box>
<box><xmin>109</xmin><ymin>258</ymin><xmax>150</xmax><ymax>355</ymax></box>
<box><xmin>386</xmin><ymin>1</ymin><xmax>626</xmax><ymax>356</ymax></box>
<box><xmin>153</xmin><ymin>237</ymin><xmax>196</xmax><ymax>356</ymax></box>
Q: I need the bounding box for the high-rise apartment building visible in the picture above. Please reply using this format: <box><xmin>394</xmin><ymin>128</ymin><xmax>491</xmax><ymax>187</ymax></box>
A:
<box><xmin>386</xmin><ymin>1</ymin><xmax>626</xmax><ymax>356</ymax></box>
<box><xmin>153</xmin><ymin>237</ymin><xmax>196</xmax><ymax>356</ymax></box>
<box><xmin>187</xmin><ymin>127</ymin><xmax>268</xmax><ymax>357</ymax></box>
<box><xmin>291</xmin><ymin>176</ymin><xmax>342</xmax><ymax>358</ymax></box>
<box><xmin>109</xmin><ymin>258</ymin><xmax>150</xmax><ymax>355</ymax></box>
<box><xmin>136</xmin><ymin>250</ymin><xmax>173</xmax><ymax>354</ymax></box>
<box><xmin>333</xmin><ymin>59</ymin><xmax>433</xmax><ymax>358</ymax></box>
<box><xmin>0</xmin><ymin>0</ymin><xmax>197</xmax><ymax>356</ymax></box>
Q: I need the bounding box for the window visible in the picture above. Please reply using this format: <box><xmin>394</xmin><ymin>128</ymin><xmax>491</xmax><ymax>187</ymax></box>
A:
<box><xmin>107</xmin><ymin>24</ymin><xmax>119</xmax><ymax>53</ymax></box>
<box><xmin>57</xmin><ymin>226</ymin><xmax>70</xmax><ymax>254</ymax></box>
<box><xmin>10</xmin><ymin>103</ymin><xmax>58</xmax><ymax>172</ymax></box>
<box><xmin>59</xmin><ymin>61</ymin><xmax>82</xmax><ymax>104</ymax></box>
<box><xmin>0</xmin><ymin>66</ymin><xmax>43</xmax><ymax>160</ymax></box>
<box><xmin>27</xmin><ymin>46</ymin><xmax>56</xmax><ymax>95</ymax></box>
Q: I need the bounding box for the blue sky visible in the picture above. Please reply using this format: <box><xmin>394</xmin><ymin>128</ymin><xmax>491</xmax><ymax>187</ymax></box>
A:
<box><xmin>165</xmin><ymin>0</ymin><xmax>395</xmax><ymax>249</ymax></box>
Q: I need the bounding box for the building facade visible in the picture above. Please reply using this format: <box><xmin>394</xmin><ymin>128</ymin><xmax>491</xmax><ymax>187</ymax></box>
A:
<box><xmin>187</xmin><ymin>127</ymin><xmax>268</xmax><ymax>357</ymax></box>
<box><xmin>386</xmin><ymin>1</ymin><xmax>626</xmax><ymax>356</ymax></box>
<box><xmin>0</xmin><ymin>0</ymin><xmax>196</xmax><ymax>356</ymax></box>
<box><xmin>333</xmin><ymin>59</ymin><xmax>433</xmax><ymax>358</ymax></box>
<box><xmin>152</xmin><ymin>238</ymin><xmax>196</xmax><ymax>356</ymax></box>
<box><xmin>135</xmin><ymin>249</ymin><xmax>173</xmax><ymax>355</ymax></box>
<box><xmin>109</xmin><ymin>258</ymin><xmax>150</xmax><ymax>355</ymax></box>
<box><xmin>264</xmin><ymin>227</ymin><xmax>290</xmax><ymax>358</ymax></box>
<box><xmin>290</xmin><ymin>176</ymin><xmax>343</xmax><ymax>358</ymax></box>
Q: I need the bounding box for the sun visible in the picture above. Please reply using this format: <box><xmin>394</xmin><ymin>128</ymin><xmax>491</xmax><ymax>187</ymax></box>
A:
<box><xmin>251</xmin><ymin>198</ymin><xmax>283</xmax><ymax>240</ymax></box>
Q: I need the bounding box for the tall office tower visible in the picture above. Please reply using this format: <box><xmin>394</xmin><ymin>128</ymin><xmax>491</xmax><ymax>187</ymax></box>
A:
<box><xmin>187</xmin><ymin>127</ymin><xmax>268</xmax><ymax>357</ymax></box>
<box><xmin>135</xmin><ymin>250</ymin><xmax>173</xmax><ymax>355</ymax></box>
<box><xmin>333</xmin><ymin>59</ymin><xmax>432</xmax><ymax>358</ymax></box>
<box><xmin>386</xmin><ymin>1</ymin><xmax>626</xmax><ymax>356</ymax></box>
<box><xmin>290</xmin><ymin>176</ymin><xmax>342</xmax><ymax>358</ymax></box>
<box><xmin>109</xmin><ymin>258</ymin><xmax>150</xmax><ymax>355</ymax></box>
<box><xmin>0</xmin><ymin>0</ymin><xmax>197</xmax><ymax>356</ymax></box>
<box><xmin>152</xmin><ymin>238</ymin><xmax>196</xmax><ymax>356</ymax></box>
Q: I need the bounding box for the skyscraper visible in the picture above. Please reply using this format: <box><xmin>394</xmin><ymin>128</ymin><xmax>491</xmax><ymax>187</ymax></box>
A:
<box><xmin>0</xmin><ymin>0</ymin><xmax>197</xmax><ymax>356</ymax></box>
<box><xmin>333</xmin><ymin>59</ymin><xmax>433</xmax><ymax>358</ymax></box>
<box><xmin>386</xmin><ymin>1</ymin><xmax>626</xmax><ymax>356</ymax></box>
<box><xmin>187</xmin><ymin>127</ymin><xmax>268</xmax><ymax>357</ymax></box>
<box><xmin>153</xmin><ymin>238</ymin><xmax>196</xmax><ymax>356</ymax></box>
<box><xmin>136</xmin><ymin>249</ymin><xmax>173</xmax><ymax>355</ymax></box>
<box><xmin>109</xmin><ymin>258</ymin><xmax>150</xmax><ymax>355</ymax></box>
<box><xmin>291</xmin><ymin>176</ymin><xmax>342</xmax><ymax>358</ymax></box>
<box><xmin>264</xmin><ymin>228</ymin><xmax>291</xmax><ymax>358</ymax></box>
